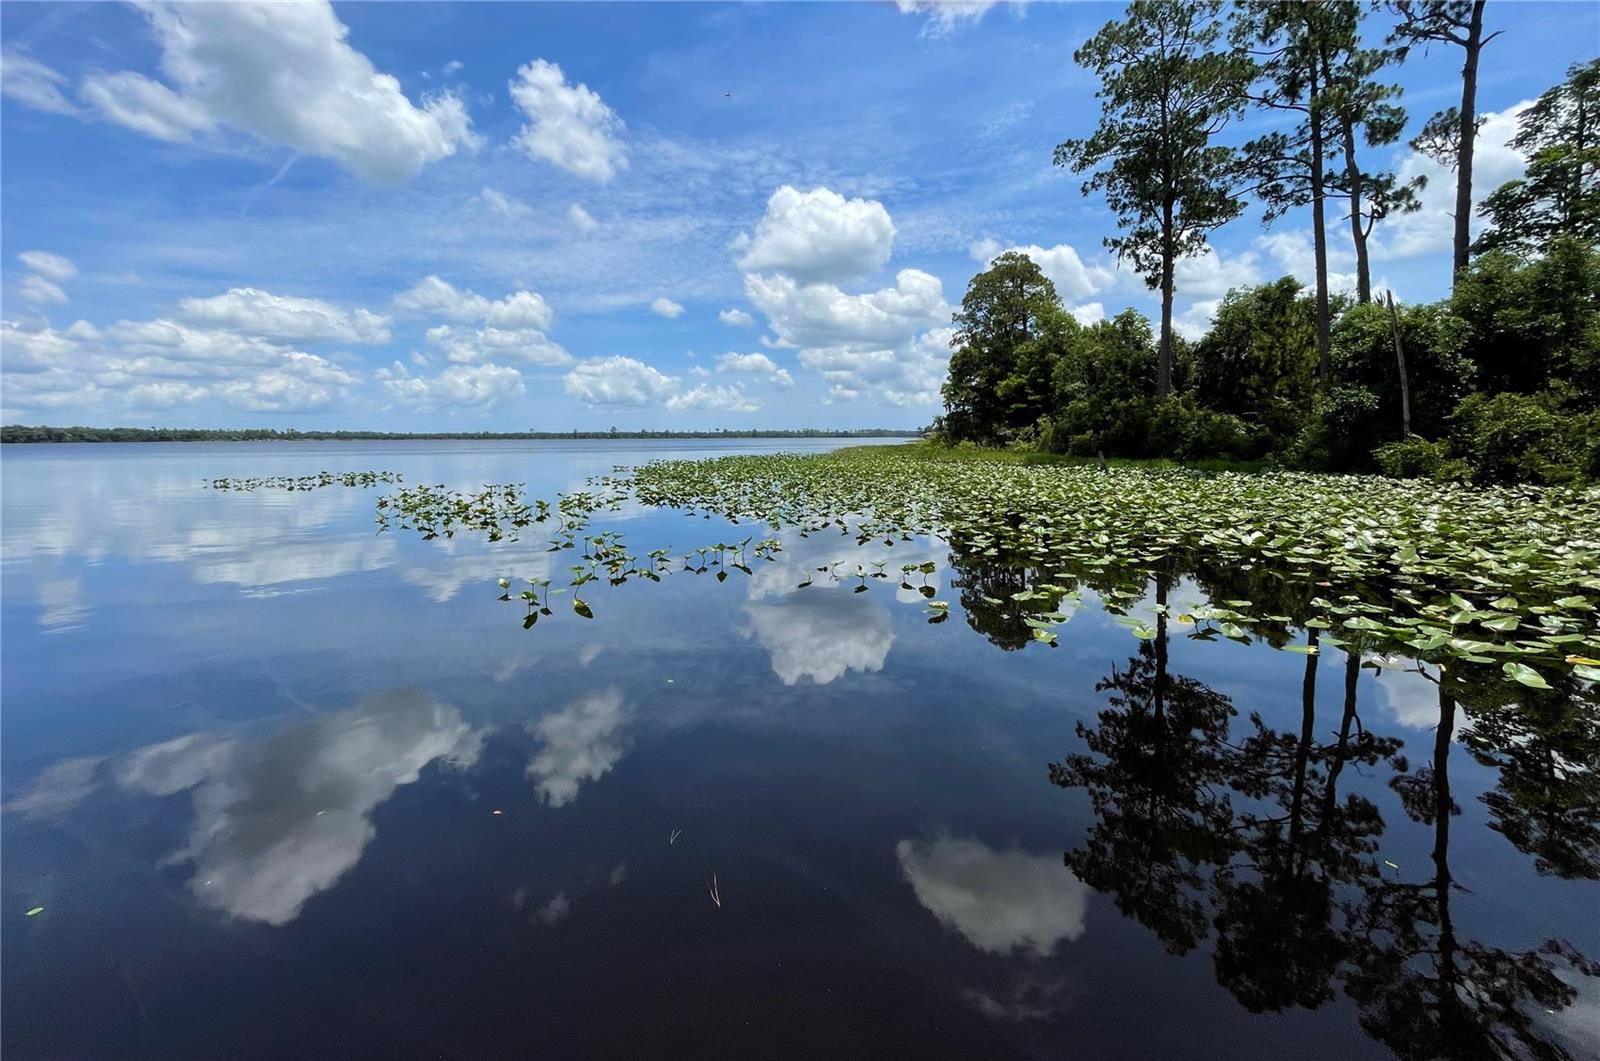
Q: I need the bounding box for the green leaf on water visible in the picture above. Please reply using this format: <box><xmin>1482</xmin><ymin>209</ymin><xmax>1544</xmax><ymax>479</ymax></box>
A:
<box><xmin>1502</xmin><ymin>661</ymin><xmax>1550</xmax><ymax>688</ymax></box>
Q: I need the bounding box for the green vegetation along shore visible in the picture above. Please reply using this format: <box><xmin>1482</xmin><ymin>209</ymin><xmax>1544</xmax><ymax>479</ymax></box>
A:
<box><xmin>937</xmin><ymin>25</ymin><xmax>1597</xmax><ymax>487</ymax></box>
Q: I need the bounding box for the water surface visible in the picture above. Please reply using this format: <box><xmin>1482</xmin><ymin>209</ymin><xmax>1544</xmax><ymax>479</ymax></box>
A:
<box><xmin>3</xmin><ymin>440</ymin><xmax>1596</xmax><ymax>1059</ymax></box>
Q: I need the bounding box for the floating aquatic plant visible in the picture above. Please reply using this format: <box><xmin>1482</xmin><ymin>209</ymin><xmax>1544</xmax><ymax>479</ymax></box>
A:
<box><xmin>206</xmin><ymin>471</ymin><xmax>401</xmax><ymax>491</ymax></box>
<box><xmin>619</xmin><ymin>446</ymin><xmax>1600</xmax><ymax>683</ymax></box>
<box><xmin>358</xmin><ymin>444</ymin><xmax>1597</xmax><ymax>690</ymax></box>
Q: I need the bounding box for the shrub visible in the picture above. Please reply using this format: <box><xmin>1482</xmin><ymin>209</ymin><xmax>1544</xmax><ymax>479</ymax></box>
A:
<box><xmin>1329</xmin><ymin>302</ymin><xmax>1475</xmax><ymax>449</ymax></box>
<box><xmin>1283</xmin><ymin>386</ymin><xmax>1383</xmax><ymax>472</ymax></box>
<box><xmin>1450</xmin><ymin>236</ymin><xmax>1600</xmax><ymax>401</ymax></box>
<box><xmin>1148</xmin><ymin>396</ymin><xmax>1261</xmax><ymax>461</ymax></box>
<box><xmin>1449</xmin><ymin>391</ymin><xmax>1597</xmax><ymax>484</ymax></box>
<box><xmin>1373</xmin><ymin>437</ymin><xmax>1470</xmax><ymax>481</ymax></box>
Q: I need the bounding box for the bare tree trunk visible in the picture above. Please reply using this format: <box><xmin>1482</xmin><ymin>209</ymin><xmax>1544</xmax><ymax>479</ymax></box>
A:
<box><xmin>1452</xmin><ymin>0</ymin><xmax>1487</xmax><ymax>287</ymax></box>
<box><xmin>1159</xmin><ymin>201</ymin><xmax>1175</xmax><ymax>399</ymax></box>
<box><xmin>1321</xmin><ymin>643</ymin><xmax>1356</xmax><ymax>824</ymax></box>
<box><xmin>1387</xmin><ymin>290</ymin><xmax>1411</xmax><ymax>437</ymax></box>
<box><xmin>1310</xmin><ymin>65</ymin><xmax>1332</xmax><ymax>386</ymax></box>
<box><xmin>1340</xmin><ymin>114</ymin><xmax>1372</xmax><ymax>304</ymax></box>
<box><xmin>1289</xmin><ymin>624</ymin><xmax>1319</xmax><ymax>863</ymax></box>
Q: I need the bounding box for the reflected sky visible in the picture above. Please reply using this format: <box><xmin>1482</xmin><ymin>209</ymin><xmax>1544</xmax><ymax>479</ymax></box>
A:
<box><xmin>2</xmin><ymin>440</ymin><xmax>1596</xmax><ymax>1061</ymax></box>
<box><xmin>525</xmin><ymin>686</ymin><xmax>630</xmax><ymax>808</ymax></box>
<box><xmin>741</xmin><ymin>527</ymin><xmax>945</xmax><ymax>685</ymax></box>
<box><xmin>896</xmin><ymin>836</ymin><xmax>1090</xmax><ymax>957</ymax></box>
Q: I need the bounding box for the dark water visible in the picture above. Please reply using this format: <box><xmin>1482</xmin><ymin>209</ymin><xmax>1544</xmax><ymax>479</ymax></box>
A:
<box><xmin>2</xmin><ymin>440</ymin><xmax>1596</xmax><ymax>1060</ymax></box>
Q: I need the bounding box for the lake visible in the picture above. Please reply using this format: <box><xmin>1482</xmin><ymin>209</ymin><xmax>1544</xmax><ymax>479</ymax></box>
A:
<box><xmin>2</xmin><ymin>440</ymin><xmax>1596</xmax><ymax>1060</ymax></box>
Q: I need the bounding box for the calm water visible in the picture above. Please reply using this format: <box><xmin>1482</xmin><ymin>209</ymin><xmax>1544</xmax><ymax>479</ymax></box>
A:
<box><xmin>2</xmin><ymin>440</ymin><xmax>1596</xmax><ymax>1060</ymax></box>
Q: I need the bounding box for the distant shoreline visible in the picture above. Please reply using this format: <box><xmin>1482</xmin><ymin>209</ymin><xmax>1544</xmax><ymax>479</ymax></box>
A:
<box><xmin>1</xmin><ymin>425</ymin><xmax>922</xmax><ymax>444</ymax></box>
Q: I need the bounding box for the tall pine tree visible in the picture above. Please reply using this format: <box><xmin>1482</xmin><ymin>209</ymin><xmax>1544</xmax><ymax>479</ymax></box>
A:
<box><xmin>1233</xmin><ymin>1</ymin><xmax>1363</xmax><ymax>383</ymax></box>
<box><xmin>1056</xmin><ymin>0</ymin><xmax>1249</xmax><ymax>399</ymax></box>
<box><xmin>1322</xmin><ymin>4</ymin><xmax>1423</xmax><ymax>303</ymax></box>
<box><xmin>1390</xmin><ymin>1</ymin><xmax>1503</xmax><ymax>287</ymax></box>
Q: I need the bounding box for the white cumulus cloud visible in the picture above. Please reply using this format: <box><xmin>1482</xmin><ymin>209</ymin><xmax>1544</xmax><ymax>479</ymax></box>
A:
<box><xmin>664</xmin><ymin>382</ymin><xmax>761</xmax><ymax>412</ymax></box>
<box><xmin>80</xmin><ymin>0</ymin><xmax>481</xmax><ymax>182</ymax></box>
<box><xmin>719</xmin><ymin>308</ymin><xmax>755</xmax><ymax>328</ymax></box>
<box><xmin>737</xmin><ymin>185</ymin><xmax>951</xmax><ymax>409</ymax></box>
<box><xmin>179</xmin><ymin>287</ymin><xmax>392</xmax><ymax>343</ymax></box>
<box><xmin>3</xmin><ymin>312</ymin><xmax>366</xmax><ymax>416</ymax></box>
<box><xmin>378</xmin><ymin>360</ymin><xmax>525</xmax><ymax>412</ymax></box>
<box><xmin>563</xmin><ymin>355</ymin><xmax>677</xmax><ymax>407</ymax></box>
<box><xmin>509</xmin><ymin>59</ymin><xmax>627</xmax><ymax>183</ymax></box>
<box><xmin>1174</xmin><ymin>246</ymin><xmax>1262</xmax><ymax>299</ymax></box>
<box><xmin>107</xmin><ymin>318</ymin><xmax>289</xmax><ymax>368</ymax></box>
<box><xmin>424</xmin><ymin>324</ymin><xmax>570</xmax><ymax>366</ymax></box>
<box><xmin>745</xmin><ymin>268</ymin><xmax>948</xmax><ymax>352</ymax></box>
<box><xmin>1068</xmin><ymin>302</ymin><xmax>1104</xmax><ymax>325</ymax></box>
<box><xmin>393</xmin><ymin>276</ymin><xmax>554</xmax><ymax>330</ymax></box>
<box><xmin>1377</xmin><ymin>100</ymin><xmax>1531</xmax><ymax>260</ymax></box>
<box><xmin>1172</xmin><ymin>298</ymin><xmax>1223</xmax><ymax>342</ymax></box>
<box><xmin>213</xmin><ymin>351</ymin><xmax>358</xmax><ymax>411</ymax></box>
<box><xmin>650</xmin><ymin>297</ymin><xmax>685</xmax><ymax>319</ymax></box>
<box><xmin>716</xmin><ymin>351</ymin><xmax>793</xmax><ymax>387</ymax></box>
<box><xmin>1252</xmin><ymin>230</ymin><xmax>1360</xmax><ymax>296</ymax></box>
<box><xmin>970</xmin><ymin>240</ymin><xmax>1116</xmax><ymax>301</ymax></box>
<box><xmin>737</xmin><ymin>185</ymin><xmax>896</xmax><ymax>284</ymax></box>
<box><xmin>567</xmin><ymin>203</ymin><xmax>599</xmax><ymax>231</ymax></box>
<box><xmin>126</xmin><ymin>380</ymin><xmax>208</xmax><ymax>409</ymax></box>
<box><xmin>799</xmin><ymin>326</ymin><xmax>954</xmax><ymax>407</ymax></box>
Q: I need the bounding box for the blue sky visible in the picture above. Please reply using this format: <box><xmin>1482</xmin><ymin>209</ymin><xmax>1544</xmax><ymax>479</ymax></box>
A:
<box><xmin>2</xmin><ymin>1</ymin><xmax>1594</xmax><ymax>430</ymax></box>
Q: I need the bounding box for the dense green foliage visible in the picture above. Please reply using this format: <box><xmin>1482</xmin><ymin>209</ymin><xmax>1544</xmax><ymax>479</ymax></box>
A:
<box><xmin>941</xmin><ymin>252</ymin><xmax>1063</xmax><ymax>443</ymax></box>
<box><xmin>1475</xmin><ymin>59</ymin><xmax>1600</xmax><ymax>256</ymax></box>
<box><xmin>1191</xmin><ymin>278</ymin><xmax>1318</xmax><ymax>449</ymax></box>
<box><xmin>943</xmin><ymin>47</ymin><xmax>1598</xmax><ymax>485</ymax></box>
<box><xmin>0</xmin><ymin>425</ymin><xmax>918</xmax><ymax>444</ymax></box>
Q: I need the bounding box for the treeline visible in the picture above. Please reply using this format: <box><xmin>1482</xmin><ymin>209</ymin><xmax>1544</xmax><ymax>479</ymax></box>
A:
<box><xmin>0</xmin><ymin>426</ymin><xmax>920</xmax><ymax>444</ymax></box>
<box><xmin>939</xmin><ymin>2</ymin><xmax>1598</xmax><ymax>485</ymax></box>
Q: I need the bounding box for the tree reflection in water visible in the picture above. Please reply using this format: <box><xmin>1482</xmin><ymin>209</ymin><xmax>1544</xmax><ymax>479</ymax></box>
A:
<box><xmin>1048</xmin><ymin>571</ymin><xmax>1599</xmax><ymax>1060</ymax></box>
<box><xmin>948</xmin><ymin>551</ymin><xmax>1051</xmax><ymax>652</ymax></box>
<box><xmin>1456</xmin><ymin>672</ymin><xmax>1600</xmax><ymax>883</ymax></box>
